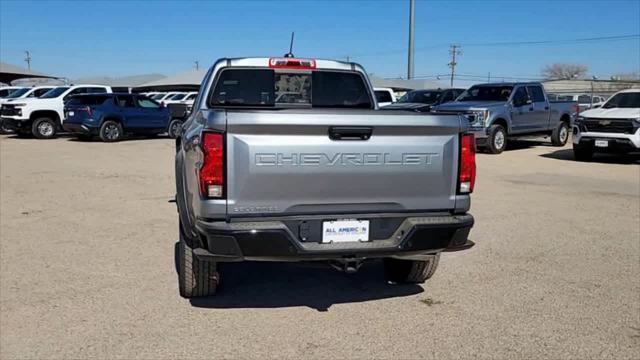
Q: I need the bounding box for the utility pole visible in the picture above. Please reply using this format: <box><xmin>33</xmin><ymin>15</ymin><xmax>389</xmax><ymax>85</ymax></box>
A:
<box><xmin>346</xmin><ymin>56</ymin><xmax>350</xmax><ymax>62</ymax></box>
<box><xmin>407</xmin><ymin>0</ymin><xmax>415</xmax><ymax>79</ymax></box>
<box><xmin>488</xmin><ymin>72</ymin><xmax>491</xmax><ymax>82</ymax></box>
<box><xmin>448</xmin><ymin>44</ymin><xmax>461</xmax><ymax>87</ymax></box>
<box><xmin>24</xmin><ymin>50</ymin><xmax>32</xmax><ymax>70</ymax></box>
<box><xmin>194</xmin><ymin>61</ymin><xmax>199</xmax><ymax>70</ymax></box>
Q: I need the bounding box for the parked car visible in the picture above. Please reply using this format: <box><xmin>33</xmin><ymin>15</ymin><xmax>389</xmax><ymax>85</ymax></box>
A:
<box><xmin>62</xmin><ymin>93</ymin><xmax>175</xmax><ymax>142</ymax></box>
<box><xmin>162</xmin><ymin>92</ymin><xmax>189</xmax><ymax>105</ymax></box>
<box><xmin>175</xmin><ymin>92</ymin><xmax>198</xmax><ymax>113</ymax></box>
<box><xmin>0</xmin><ymin>86</ymin><xmax>55</xmax><ymax>104</ymax></box>
<box><xmin>0</xmin><ymin>86</ymin><xmax>55</xmax><ymax>134</ymax></box>
<box><xmin>434</xmin><ymin>82</ymin><xmax>576</xmax><ymax>154</ymax></box>
<box><xmin>555</xmin><ymin>93</ymin><xmax>607</xmax><ymax>112</ymax></box>
<box><xmin>155</xmin><ymin>92</ymin><xmax>182</xmax><ymax>105</ymax></box>
<box><xmin>382</xmin><ymin>88</ymin><xmax>465</xmax><ymax>112</ymax></box>
<box><xmin>173</xmin><ymin>56</ymin><xmax>476</xmax><ymax>297</ymax></box>
<box><xmin>0</xmin><ymin>86</ymin><xmax>24</xmax><ymax>98</ymax></box>
<box><xmin>572</xmin><ymin>89</ymin><xmax>640</xmax><ymax>160</ymax></box>
<box><xmin>1</xmin><ymin>85</ymin><xmax>112</xmax><ymax>138</ymax></box>
<box><xmin>150</xmin><ymin>93</ymin><xmax>167</xmax><ymax>101</ymax></box>
<box><xmin>373</xmin><ymin>87</ymin><xmax>397</xmax><ymax>107</ymax></box>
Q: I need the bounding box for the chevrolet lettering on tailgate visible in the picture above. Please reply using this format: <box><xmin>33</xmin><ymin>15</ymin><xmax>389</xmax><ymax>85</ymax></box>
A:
<box><xmin>255</xmin><ymin>152</ymin><xmax>439</xmax><ymax>166</ymax></box>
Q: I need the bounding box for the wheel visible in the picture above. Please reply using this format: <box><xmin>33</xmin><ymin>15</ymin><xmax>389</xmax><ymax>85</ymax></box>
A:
<box><xmin>573</xmin><ymin>143</ymin><xmax>594</xmax><ymax>161</ymax></box>
<box><xmin>167</xmin><ymin>119</ymin><xmax>183</xmax><ymax>139</ymax></box>
<box><xmin>551</xmin><ymin>121</ymin><xmax>570</xmax><ymax>146</ymax></box>
<box><xmin>177</xmin><ymin>233</ymin><xmax>219</xmax><ymax>298</ymax></box>
<box><xmin>32</xmin><ymin>117</ymin><xmax>57</xmax><ymax>139</ymax></box>
<box><xmin>384</xmin><ymin>254</ymin><xmax>440</xmax><ymax>283</ymax></box>
<box><xmin>486</xmin><ymin>124</ymin><xmax>507</xmax><ymax>154</ymax></box>
<box><xmin>99</xmin><ymin>120</ymin><xmax>123</xmax><ymax>142</ymax></box>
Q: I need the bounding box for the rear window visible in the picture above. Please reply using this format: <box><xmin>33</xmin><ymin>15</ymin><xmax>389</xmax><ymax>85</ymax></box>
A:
<box><xmin>375</xmin><ymin>90</ymin><xmax>393</xmax><ymax>103</ymax></box>
<box><xmin>67</xmin><ymin>95</ymin><xmax>112</xmax><ymax>106</ymax></box>
<box><xmin>209</xmin><ymin>69</ymin><xmax>372</xmax><ymax>109</ymax></box>
<box><xmin>578</xmin><ymin>95</ymin><xmax>591</xmax><ymax>104</ymax></box>
<box><xmin>458</xmin><ymin>86</ymin><xmax>513</xmax><ymax>102</ymax></box>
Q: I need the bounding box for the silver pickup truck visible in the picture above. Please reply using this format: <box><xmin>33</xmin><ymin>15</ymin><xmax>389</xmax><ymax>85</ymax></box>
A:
<box><xmin>174</xmin><ymin>57</ymin><xmax>476</xmax><ymax>297</ymax></box>
<box><xmin>435</xmin><ymin>82</ymin><xmax>576</xmax><ymax>154</ymax></box>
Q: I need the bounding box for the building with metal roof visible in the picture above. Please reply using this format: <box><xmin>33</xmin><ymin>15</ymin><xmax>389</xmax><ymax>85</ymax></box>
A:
<box><xmin>0</xmin><ymin>62</ymin><xmax>58</xmax><ymax>85</ymax></box>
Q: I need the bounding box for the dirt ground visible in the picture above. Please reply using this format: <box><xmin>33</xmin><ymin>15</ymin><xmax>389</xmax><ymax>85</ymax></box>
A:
<box><xmin>1</xmin><ymin>134</ymin><xmax>638</xmax><ymax>359</ymax></box>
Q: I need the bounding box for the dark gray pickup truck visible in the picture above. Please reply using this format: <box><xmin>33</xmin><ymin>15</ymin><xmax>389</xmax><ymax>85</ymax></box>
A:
<box><xmin>174</xmin><ymin>57</ymin><xmax>477</xmax><ymax>297</ymax></box>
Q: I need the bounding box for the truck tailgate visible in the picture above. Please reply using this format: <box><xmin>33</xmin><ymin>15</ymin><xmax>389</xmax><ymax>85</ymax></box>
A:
<box><xmin>223</xmin><ymin>110</ymin><xmax>462</xmax><ymax>217</ymax></box>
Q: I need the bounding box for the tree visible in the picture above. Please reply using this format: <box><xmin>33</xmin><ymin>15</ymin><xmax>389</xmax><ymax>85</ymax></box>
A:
<box><xmin>542</xmin><ymin>63</ymin><xmax>588</xmax><ymax>80</ymax></box>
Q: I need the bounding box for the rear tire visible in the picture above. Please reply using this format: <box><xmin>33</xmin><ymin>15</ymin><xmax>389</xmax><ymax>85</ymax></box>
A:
<box><xmin>167</xmin><ymin>119</ymin><xmax>183</xmax><ymax>139</ymax></box>
<box><xmin>177</xmin><ymin>233</ymin><xmax>219</xmax><ymax>298</ymax></box>
<box><xmin>486</xmin><ymin>124</ymin><xmax>507</xmax><ymax>154</ymax></box>
<box><xmin>551</xmin><ymin>121</ymin><xmax>570</xmax><ymax>146</ymax></box>
<box><xmin>32</xmin><ymin>117</ymin><xmax>57</xmax><ymax>139</ymax></box>
<box><xmin>573</xmin><ymin>143</ymin><xmax>594</xmax><ymax>161</ymax></box>
<box><xmin>99</xmin><ymin>120</ymin><xmax>123</xmax><ymax>142</ymax></box>
<box><xmin>384</xmin><ymin>254</ymin><xmax>440</xmax><ymax>283</ymax></box>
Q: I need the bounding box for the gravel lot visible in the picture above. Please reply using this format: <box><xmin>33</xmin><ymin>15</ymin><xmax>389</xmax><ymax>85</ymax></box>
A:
<box><xmin>1</xmin><ymin>134</ymin><xmax>638</xmax><ymax>359</ymax></box>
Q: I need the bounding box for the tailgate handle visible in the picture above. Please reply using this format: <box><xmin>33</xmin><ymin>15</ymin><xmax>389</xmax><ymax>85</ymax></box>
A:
<box><xmin>328</xmin><ymin>126</ymin><xmax>373</xmax><ymax>140</ymax></box>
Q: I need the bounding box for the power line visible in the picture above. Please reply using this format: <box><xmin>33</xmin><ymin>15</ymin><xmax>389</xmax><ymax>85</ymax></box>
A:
<box><xmin>341</xmin><ymin>33</ymin><xmax>640</xmax><ymax>58</ymax></box>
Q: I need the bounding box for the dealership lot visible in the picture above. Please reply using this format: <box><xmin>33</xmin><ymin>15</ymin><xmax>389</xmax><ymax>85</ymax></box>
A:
<box><xmin>0</xmin><ymin>135</ymin><xmax>638</xmax><ymax>359</ymax></box>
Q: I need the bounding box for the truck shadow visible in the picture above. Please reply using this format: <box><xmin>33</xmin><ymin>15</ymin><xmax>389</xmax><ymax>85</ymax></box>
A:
<box><xmin>188</xmin><ymin>260</ymin><xmax>424</xmax><ymax>312</ymax></box>
<box><xmin>540</xmin><ymin>149</ymin><xmax>640</xmax><ymax>165</ymax></box>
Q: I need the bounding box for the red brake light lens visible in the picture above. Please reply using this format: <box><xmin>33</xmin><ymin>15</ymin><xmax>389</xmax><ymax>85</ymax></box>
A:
<box><xmin>268</xmin><ymin>58</ymin><xmax>316</xmax><ymax>69</ymax></box>
<box><xmin>199</xmin><ymin>132</ymin><xmax>224</xmax><ymax>198</ymax></box>
<box><xmin>459</xmin><ymin>134</ymin><xmax>476</xmax><ymax>193</ymax></box>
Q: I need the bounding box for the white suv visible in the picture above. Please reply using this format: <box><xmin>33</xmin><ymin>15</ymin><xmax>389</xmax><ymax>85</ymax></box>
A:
<box><xmin>573</xmin><ymin>89</ymin><xmax>640</xmax><ymax>160</ymax></box>
<box><xmin>0</xmin><ymin>84</ymin><xmax>112</xmax><ymax>138</ymax></box>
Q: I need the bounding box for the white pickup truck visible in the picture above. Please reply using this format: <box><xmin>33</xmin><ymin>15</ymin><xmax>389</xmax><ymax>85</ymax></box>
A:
<box><xmin>1</xmin><ymin>84</ymin><xmax>112</xmax><ymax>138</ymax></box>
<box><xmin>573</xmin><ymin>89</ymin><xmax>640</xmax><ymax>160</ymax></box>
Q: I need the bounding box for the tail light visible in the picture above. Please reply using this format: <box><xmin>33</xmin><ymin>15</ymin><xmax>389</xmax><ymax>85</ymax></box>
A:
<box><xmin>459</xmin><ymin>134</ymin><xmax>476</xmax><ymax>193</ymax></box>
<box><xmin>198</xmin><ymin>132</ymin><xmax>225</xmax><ymax>198</ymax></box>
<box><xmin>269</xmin><ymin>57</ymin><xmax>316</xmax><ymax>69</ymax></box>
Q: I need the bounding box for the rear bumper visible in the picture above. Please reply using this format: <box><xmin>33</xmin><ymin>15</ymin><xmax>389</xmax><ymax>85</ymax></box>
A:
<box><xmin>191</xmin><ymin>213</ymin><xmax>474</xmax><ymax>262</ymax></box>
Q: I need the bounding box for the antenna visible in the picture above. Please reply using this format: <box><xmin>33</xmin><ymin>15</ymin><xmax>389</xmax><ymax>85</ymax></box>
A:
<box><xmin>285</xmin><ymin>32</ymin><xmax>295</xmax><ymax>58</ymax></box>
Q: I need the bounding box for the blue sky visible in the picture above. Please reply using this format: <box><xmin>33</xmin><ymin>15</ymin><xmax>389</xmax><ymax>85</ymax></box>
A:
<box><xmin>1</xmin><ymin>0</ymin><xmax>639</xmax><ymax>85</ymax></box>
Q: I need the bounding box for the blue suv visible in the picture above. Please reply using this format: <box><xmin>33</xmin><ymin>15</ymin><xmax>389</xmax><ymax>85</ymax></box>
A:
<box><xmin>62</xmin><ymin>93</ymin><xmax>179</xmax><ymax>142</ymax></box>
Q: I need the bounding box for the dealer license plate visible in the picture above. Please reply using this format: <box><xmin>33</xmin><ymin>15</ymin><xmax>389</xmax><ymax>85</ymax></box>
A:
<box><xmin>322</xmin><ymin>220</ymin><xmax>370</xmax><ymax>243</ymax></box>
<box><xmin>595</xmin><ymin>140</ymin><xmax>608</xmax><ymax>148</ymax></box>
